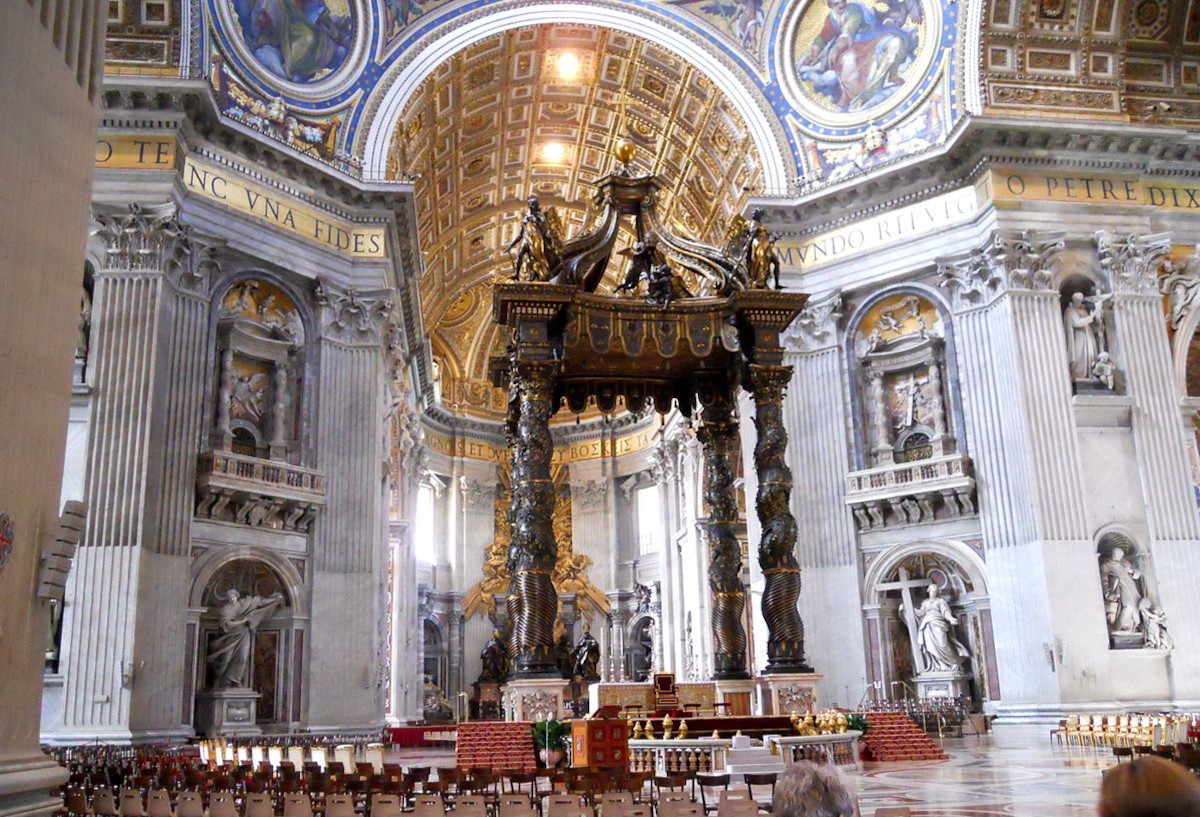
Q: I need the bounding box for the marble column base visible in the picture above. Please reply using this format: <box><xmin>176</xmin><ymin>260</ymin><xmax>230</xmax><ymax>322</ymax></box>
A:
<box><xmin>195</xmin><ymin>688</ymin><xmax>262</xmax><ymax>737</ymax></box>
<box><xmin>502</xmin><ymin>678</ymin><xmax>567</xmax><ymax>722</ymax></box>
<box><xmin>715</xmin><ymin>678</ymin><xmax>759</xmax><ymax>716</ymax></box>
<box><xmin>758</xmin><ymin>672</ymin><xmax>822</xmax><ymax>716</ymax></box>
<box><xmin>915</xmin><ymin>671</ymin><xmax>971</xmax><ymax>701</ymax></box>
<box><xmin>0</xmin><ymin>754</ymin><xmax>67</xmax><ymax>817</ymax></box>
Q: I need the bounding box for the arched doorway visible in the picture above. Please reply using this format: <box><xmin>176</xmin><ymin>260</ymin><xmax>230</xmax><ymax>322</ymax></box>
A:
<box><xmin>190</xmin><ymin>555</ymin><xmax>306</xmax><ymax>730</ymax></box>
<box><xmin>863</xmin><ymin>540</ymin><xmax>997</xmax><ymax>711</ymax></box>
<box><xmin>627</xmin><ymin>614</ymin><xmax>655</xmax><ymax>682</ymax></box>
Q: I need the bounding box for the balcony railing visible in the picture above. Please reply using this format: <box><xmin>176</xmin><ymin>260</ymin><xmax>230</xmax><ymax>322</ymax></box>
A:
<box><xmin>196</xmin><ymin>450</ymin><xmax>325</xmax><ymax>532</ymax></box>
<box><xmin>844</xmin><ymin>453</ymin><xmax>975</xmax><ymax>530</ymax></box>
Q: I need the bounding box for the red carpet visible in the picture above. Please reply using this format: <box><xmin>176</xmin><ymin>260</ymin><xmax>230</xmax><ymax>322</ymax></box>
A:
<box><xmin>456</xmin><ymin>721</ymin><xmax>537</xmax><ymax>771</ymax></box>
<box><xmin>863</xmin><ymin>712</ymin><xmax>949</xmax><ymax>762</ymax></box>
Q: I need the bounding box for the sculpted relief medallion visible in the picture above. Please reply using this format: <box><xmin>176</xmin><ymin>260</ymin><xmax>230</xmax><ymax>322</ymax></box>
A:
<box><xmin>782</xmin><ymin>0</ymin><xmax>942</xmax><ymax>128</ymax></box>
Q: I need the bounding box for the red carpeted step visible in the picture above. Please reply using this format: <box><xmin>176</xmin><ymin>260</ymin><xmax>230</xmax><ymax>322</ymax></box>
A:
<box><xmin>862</xmin><ymin>712</ymin><xmax>948</xmax><ymax>762</ymax></box>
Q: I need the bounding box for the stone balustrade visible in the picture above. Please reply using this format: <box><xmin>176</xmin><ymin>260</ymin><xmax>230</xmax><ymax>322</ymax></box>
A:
<box><xmin>844</xmin><ymin>453</ymin><xmax>976</xmax><ymax>530</ymax></box>
<box><xmin>769</xmin><ymin>731</ymin><xmax>863</xmax><ymax>769</ymax></box>
<box><xmin>195</xmin><ymin>450</ymin><xmax>326</xmax><ymax>531</ymax></box>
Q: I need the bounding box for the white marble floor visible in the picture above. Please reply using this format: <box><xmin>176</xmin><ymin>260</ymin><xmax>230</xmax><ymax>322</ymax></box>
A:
<box><xmin>852</xmin><ymin>726</ymin><xmax>1111</xmax><ymax>817</ymax></box>
<box><xmin>387</xmin><ymin>726</ymin><xmax>1114</xmax><ymax>817</ymax></box>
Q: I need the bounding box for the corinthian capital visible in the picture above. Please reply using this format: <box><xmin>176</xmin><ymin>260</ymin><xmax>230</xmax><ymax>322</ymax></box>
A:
<box><xmin>316</xmin><ymin>279</ymin><xmax>395</xmax><ymax>345</ymax></box>
<box><xmin>92</xmin><ymin>203</ymin><xmax>191</xmax><ymax>274</ymax></box>
<box><xmin>937</xmin><ymin>238</ymin><xmax>1004</xmax><ymax>309</ymax></box>
<box><xmin>781</xmin><ymin>291</ymin><xmax>843</xmax><ymax>353</ymax></box>
<box><xmin>1096</xmin><ymin>230</ymin><xmax>1172</xmax><ymax>295</ymax></box>
<box><xmin>997</xmin><ymin>229</ymin><xmax>1065</xmax><ymax>290</ymax></box>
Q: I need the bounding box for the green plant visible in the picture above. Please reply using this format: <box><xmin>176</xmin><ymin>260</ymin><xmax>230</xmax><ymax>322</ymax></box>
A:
<box><xmin>533</xmin><ymin>719</ymin><xmax>570</xmax><ymax>752</ymax></box>
<box><xmin>845</xmin><ymin>713</ymin><xmax>869</xmax><ymax>734</ymax></box>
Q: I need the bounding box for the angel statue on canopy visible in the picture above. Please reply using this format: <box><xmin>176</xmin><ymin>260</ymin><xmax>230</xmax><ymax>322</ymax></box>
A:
<box><xmin>724</xmin><ymin>208</ymin><xmax>782</xmax><ymax>290</ymax></box>
<box><xmin>506</xmin><ymin>196</ymin><xmax>566</xmax><ymax>282</ymax></box>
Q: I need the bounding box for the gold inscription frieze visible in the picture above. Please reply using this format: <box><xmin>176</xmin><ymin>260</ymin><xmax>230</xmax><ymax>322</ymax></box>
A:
<box><xmin>424</xmin><ymin>427</ymin><xmax>657</xmax><ymax>464</ymax></box>
<box><xmin>990</xmin><ymin>167</ymin><xmax>1200</xmax><ymax>210</ymax></box>
<box><xmin>181</xmin><ymin>157</ymin><xmax>387</xmax><ymax>259</ymax></box>
<box><xmin>95</xmin><ymin>134</ymin><xmax>177</xmax><ymax>170</ymax></box>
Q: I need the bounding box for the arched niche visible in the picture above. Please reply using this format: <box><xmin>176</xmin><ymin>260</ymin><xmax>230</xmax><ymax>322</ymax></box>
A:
<box><xmin>1059</xmin><ymin>272</ymin><xmax>1117</xmax><ymax>393</ymax></box>
<box><xmin>845</xmin><ymin>285</ymin><xmax>966</xmax><ymax>471</ymax></box>
<box><xmin>204</xmin><ymin>267</ymin><xmax>319</xmax><ymax>467</ymax></box>
<box><xmin>187</xmin><ymin>550</ymin><xmax>307</xmax><ymax>730</ymax></box>
<box><xmin>626</xmin><ymin>613</ymin><xmax>656</xmax><ymax>683</ymax></box>
<box><xmin>862</xmin><ymin>539</ymin><xmax>997</xmax><ymax>710</ymax></box>
<box><xmin>1094</xmin><ymin>526</ymin><xmax>1172</xmax><ymax>651</ymax></box>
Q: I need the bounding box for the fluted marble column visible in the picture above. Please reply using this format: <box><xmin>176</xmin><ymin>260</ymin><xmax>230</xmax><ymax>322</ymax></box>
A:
<box><xmin>939</xmin><ymin>232</ymin><xmax>1097</xmax><ymax>713</ymax></box>
<box><xmin>777</xmin><ymin>293</ymin><xmax>863</xmax><ymax>705</ymax></box>
<box><xmin>1103</xmin><ymin>231</ymin><xmax>1200</xmax><ymax>697</ymax></box>
<box><xmin>57</xmin><ymin>204</ymin><xmax>211</xmax><ymax>741</ymax></box>
<box><xmin>308</xmin><ymin>281</ymin><xmax>393</xmax><ymax>729</ymax></box>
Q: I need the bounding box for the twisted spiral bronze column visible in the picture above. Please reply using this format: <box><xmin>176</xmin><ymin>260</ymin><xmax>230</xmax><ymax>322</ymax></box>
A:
<box><xmin>506</xmin><ymin>359</ymin><xmax>560</xmax><ymax>678</ymax></box>
<box><xmin>750</xmin><ymin>364</ymin><xmax>812</xmax><ymax>673</ymax></box>
<box><xmin>697</xmin><ymin>391</ymin><xmax>750</xmax><ymax>680</ymax></box>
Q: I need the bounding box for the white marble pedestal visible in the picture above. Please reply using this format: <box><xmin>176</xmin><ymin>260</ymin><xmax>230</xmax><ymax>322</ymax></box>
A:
<box><xmin>758</xmin><ymin>672</ymin><xmax>822</xmax><ymax>716</ymax></box>
<box><xmin>503</xmin><ymin>678</ymin><xmax>568</xmax><ymax>722</ymax></box>
<box><xmin>195</xmin><ymin>688</ymin><xmax>263</xmax><ymax>737</ymax></box>
<box><xmin>914</xmin><ymin>671</ymin><xmax>970</xmax><ymax>700</ymax></box>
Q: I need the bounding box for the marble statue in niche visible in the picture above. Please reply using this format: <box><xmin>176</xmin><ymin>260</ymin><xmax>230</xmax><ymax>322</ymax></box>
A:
<box><xmin>1140</xmin><ymin>600</ymin><xmax>1174</xmax><ymax>650</ymax></box>
<box><xmin>1062</xmin><ymin>285</ymin><xmax>1114</xmax><ymax>390</ymax></box>
<box><xmin>1100</xmin><ymin>545</ymin><xmax>1145</xmax><ymax>641</ymax></box>
<box><xmin>207</xmin><ymin>589</ymin><xmax>284</xmax><ymax>688</ymax></box>
<box><xmin>904</xmin><ymin>582</ymin><xmax>970</xmax><ymax>673</ymax></box>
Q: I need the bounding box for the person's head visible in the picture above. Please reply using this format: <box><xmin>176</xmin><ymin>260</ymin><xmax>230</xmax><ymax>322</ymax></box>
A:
<box><xmin>1111</xmin><ymin>546</ymin><xmax>1126</xmax><ymax>562</ymax></box>
<box><xmin>1072</xmin><ymin>291</ymin><xmax>1086</xmax><ymax>305</ymax></box>
<box><xmin>1100</xmin><ymin>756</ymin><xmax>1200</xmax><ymax>817</ymax></box>
<box><xmin>774</xmin><ymin>761</ymin><xmax>855</xmax><ymax>817</ymax></box>
<box><xmin>927</xmin><ymin>583</ymin><xmax>941</xmax><ymax>599</ymax></box>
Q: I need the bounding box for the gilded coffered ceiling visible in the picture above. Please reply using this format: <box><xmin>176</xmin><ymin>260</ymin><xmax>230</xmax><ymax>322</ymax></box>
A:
<box><xmin>981</xmin><ymin>0</ymin><xmax>1200</xmax><ymax>122</ymax></box>
<box><xmin>387</xmin><ymin>24</ymin><xmax>762</xmax><ymax>421</ymax></box>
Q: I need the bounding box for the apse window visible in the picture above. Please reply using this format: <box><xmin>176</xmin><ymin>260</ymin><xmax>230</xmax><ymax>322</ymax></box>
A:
<box><xmin>415</xmin><ymin>482</ymin><xmax>436</xmax><ymax>564</ymax></box>
<box><xmin>637</xmin><ymin>485</ymin><xmax>662</xmax><ymax>555</ymax></box>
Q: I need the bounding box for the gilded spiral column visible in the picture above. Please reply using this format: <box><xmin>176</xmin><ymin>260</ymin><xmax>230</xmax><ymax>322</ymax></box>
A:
<box><xmin>506</xmin><ymin>359</ymin><xmax>561</xmax><ymax>677</ymax></box>
<box><xmin>750</xmin><ymin>364</ymin><xmax>812</xmax><ymax>673</ymax></box>
<box><xmin>697</xmin><ymin>388</ymin><xmax>750</xmax><ymax>680</ymax></box>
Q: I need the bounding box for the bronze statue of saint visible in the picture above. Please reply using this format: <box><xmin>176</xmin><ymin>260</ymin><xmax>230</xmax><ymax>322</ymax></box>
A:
<box><xmin>571</xmin><ymin>624</ymin><xmax>601</xmax><ymax>682</ymax></box>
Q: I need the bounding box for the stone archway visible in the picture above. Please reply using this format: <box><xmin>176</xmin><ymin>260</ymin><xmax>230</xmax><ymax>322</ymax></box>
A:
<box><xmin>862</xmin><ymin>540</ymin><xmax>997</xmax><ymax>710</ymax></box>
<box><xmin>189</xmin><ymin>552</ymin><xmax>307</xmax><ymax>732</ymax></box>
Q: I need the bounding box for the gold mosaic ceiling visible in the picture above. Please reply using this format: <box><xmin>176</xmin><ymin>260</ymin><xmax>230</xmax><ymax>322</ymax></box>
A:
<box><xmin>981</xmin><ymin>0</ymin><xmax>1200</xmax><ymax>123</ymax></box>
<box><xmin>386</xmin><ymin>24</ymin><xmax>762</xmax><ymax>421</ymax></box>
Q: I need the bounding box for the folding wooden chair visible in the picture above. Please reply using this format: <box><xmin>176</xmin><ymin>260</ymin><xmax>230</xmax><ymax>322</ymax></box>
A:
<box><xmin>175</xmin><ymin>792</ymin><xmax>204</xmax><ymax>817</ymax></box>
<box><xmin>145</xmin><ymin>790</ymin><xmax>173</xmax><ymax>817</ymax></box>
<box><xmin>371</xmin><ymin>795</ymin><xmax>403</xmax><ymax>817</ymax></box>
<box><xmin>117</xmin><ymin>791</ymin><xmax>145</xmax><ymax>817</ymax></box>
<box><xmin>209</xmin><ymin>792</ymin><xmax>239</xmax><ymax>817</ymax></box>
<box><xmin>282</xmin><ymin>793</ymin><xmax>313</xmax><ymax>817</ymax></box>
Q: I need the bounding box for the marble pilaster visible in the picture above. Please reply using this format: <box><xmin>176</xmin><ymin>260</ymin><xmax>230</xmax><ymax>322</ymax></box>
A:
<box><xmin>1103</xmin><ymin>232</ymin><xmax>1200</xmax><ymax>698</ymax></box>
<box><xmin>307</xmin><ymin>281</ymin><xmax>394</xmax><ymax>730</ymax></box>
<box><xmin>56</xmin><ymin>205</ymin><xmax>209</xmax><ymax>741</ymax></box>
<box><xmin>938</xmin><ymin>232</ymin><xmax>1098</xmax><ymax>717</ymax></box>
<box><xmin>777</xmin><ymin>292</ymin><xmax>865</xmax><ymax>707</ymax></box>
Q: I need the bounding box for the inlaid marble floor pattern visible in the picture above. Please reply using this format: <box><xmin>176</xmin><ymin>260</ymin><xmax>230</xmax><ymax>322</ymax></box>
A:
<box><xmin>386</xmin><ymin>726</ymin><xmax>1113</xmax><ymax>817</ymax></box>
<box><xmin>852</xmin><ymin>727</ymin><xmax>1110</xmax><ymax>817</ymax></box>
